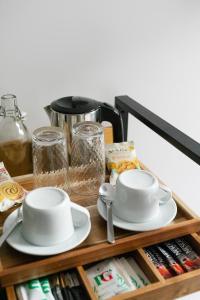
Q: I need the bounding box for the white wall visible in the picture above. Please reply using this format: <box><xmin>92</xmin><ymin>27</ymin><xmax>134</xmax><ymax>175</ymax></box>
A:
<box><xmin>1</xmin><ymin>1</ymin><xmax>200</xmax><ymax>298</ymax></box>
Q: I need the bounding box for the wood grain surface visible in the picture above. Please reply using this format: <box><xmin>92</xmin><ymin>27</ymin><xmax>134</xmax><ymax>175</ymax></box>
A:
<box><xmin>2</xmin><ymin>160</ymin><xmax>200</xmax><ymax>299</ymax></box>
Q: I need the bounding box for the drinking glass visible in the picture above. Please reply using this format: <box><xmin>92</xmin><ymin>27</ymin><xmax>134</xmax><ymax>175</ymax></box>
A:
<box><xmin>32</xmin><ymin>126</ymin><xmax>69</xmax><ymax>190</ymax></box>
<box><xmin>70</xmin><ymin>121</ymin><xmax>105</xmax><ymax>195</ymax></box>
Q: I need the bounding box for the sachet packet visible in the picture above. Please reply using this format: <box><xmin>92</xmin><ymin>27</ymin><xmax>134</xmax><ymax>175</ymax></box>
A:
<box><xmin>118</xmin><ymin>257</ymin><xmax>144</xmax><ymax>289</ymax></box>
<box><xmin>110</xmin><ymin>258</ymin><xmax>136</xmax><ymax>291</ymax></box>
<box><xmin>86</xmin><ymin>259</ymin><xmax>130</xmax><ymax>299</ymax></box>
<box><xmin>127</xmin><ymin>257</ymin><xmax>151</xmax><ymax>286</ymax></box>
<box><xmin>175</xmin><ymin>237</ymin><xmax>200</xmax><ymax>269</ymax></box>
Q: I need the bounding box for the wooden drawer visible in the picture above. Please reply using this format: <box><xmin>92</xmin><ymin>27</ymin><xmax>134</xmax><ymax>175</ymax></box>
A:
<box><xmin>73</xmin><ymin>233</ymin><xmax>200</xmax><ymax>300</ymax></box>
<box><xmin>5</xmin><ymin>233</ymin><xmax>200</xmax><ymax>300</ymax></box>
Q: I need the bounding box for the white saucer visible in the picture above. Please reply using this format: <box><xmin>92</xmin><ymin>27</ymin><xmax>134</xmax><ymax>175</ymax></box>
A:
<box><xmin>97</xmin><ymin>198</ymin><xmax>177</xmax><ymax>231</ymax></box>
<box><xmin>3</xmin><ymin>209</ymin><xmax>91</xmax><ymax>256</ymax></box>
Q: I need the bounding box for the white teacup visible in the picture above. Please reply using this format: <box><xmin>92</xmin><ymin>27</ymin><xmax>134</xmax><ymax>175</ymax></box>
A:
<box><xmin>113</xmin><ymin>169</ymin><xmax>172</xmax><ymax>223</ymax></box>
<box><xmin>22</xmin><ymin>187</ymin><xmax>89</xmax><ymax>246</ymax></box>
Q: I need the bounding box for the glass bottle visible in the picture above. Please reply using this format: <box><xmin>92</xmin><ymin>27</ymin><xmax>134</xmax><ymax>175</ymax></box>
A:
<box><xmin>0</xmin><ymin>94</ymin><xmax>33</xmax><ymax>176</ymax></box>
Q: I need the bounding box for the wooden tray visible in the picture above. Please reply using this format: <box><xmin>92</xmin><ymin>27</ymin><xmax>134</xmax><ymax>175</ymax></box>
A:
<box><xmin>1</xmin><ymin>167</ymin><xmax>200</xmax><ymax>300</ymax></box>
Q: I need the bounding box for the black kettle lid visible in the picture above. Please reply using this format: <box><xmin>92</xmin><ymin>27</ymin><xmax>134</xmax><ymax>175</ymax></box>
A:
<box><xmin>51</xmin><ymin>96</ymin><xmax>100</xmax><ymax>114</ymax></box>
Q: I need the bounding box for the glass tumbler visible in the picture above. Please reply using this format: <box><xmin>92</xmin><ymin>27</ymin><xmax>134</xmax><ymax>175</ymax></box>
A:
<box><xmin>70</xmin><ymin>121</ymin><xmax>105</xmax><ymax>195</ymax></box>
<box><xmin>32</xmin><ymin>126</ymin><xmax>68</xmax><ymax>190</ymax></box>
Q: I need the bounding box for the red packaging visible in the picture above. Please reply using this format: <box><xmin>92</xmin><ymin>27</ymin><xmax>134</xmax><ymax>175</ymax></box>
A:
<box><xmin>175</xmin><ymin>237</ymin><xmax>200</xmax><ymax>269</ymax></box>
<box><xmin>144</xmin><ymin>248</ymin><xmax>173</xmax><ymax>279</ymax></box>
<box><xmin>163</xmin><ymin>241</ymin><xmax>195</xmax><ymax>272</ymax></box>
<box><xmin>156</xmin><ymin>245</ymin><xmax>185</xmax><ymax>275</ymax></box>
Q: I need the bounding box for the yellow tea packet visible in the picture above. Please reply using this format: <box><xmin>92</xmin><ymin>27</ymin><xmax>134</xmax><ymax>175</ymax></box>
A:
<box><xmin>105</xmin><ymin>141</ymin><xmax>140</xmax><ymax>185</ymax></box>
<box><xmin>0</xmin><ymin>162</ymin><xmax>26</xmax><ymax>212</ymax></box>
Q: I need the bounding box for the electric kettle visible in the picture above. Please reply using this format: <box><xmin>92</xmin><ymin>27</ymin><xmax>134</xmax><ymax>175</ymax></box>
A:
<box><xmin>44</xmin><ymin>96</ymin><xmax>124</xmax><ymax>161</ymax></box>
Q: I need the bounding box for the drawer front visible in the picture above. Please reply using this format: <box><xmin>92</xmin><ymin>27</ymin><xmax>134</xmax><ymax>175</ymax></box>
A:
<box><xmin>6</xmin><ymin>233</ymin><xmax>200</xmax><ymax>300</ymax></box>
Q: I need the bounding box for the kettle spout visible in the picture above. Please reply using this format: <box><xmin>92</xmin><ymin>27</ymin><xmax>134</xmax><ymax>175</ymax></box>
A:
<box><xmin>44</xmin><ymin>105</ymin><xmax>52</xmax><ymax>121</ymax></box>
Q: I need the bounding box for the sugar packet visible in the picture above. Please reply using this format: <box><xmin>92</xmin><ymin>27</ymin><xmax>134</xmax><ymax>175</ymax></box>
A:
<box><xmin>40</xmin><ymin>278</ymin><xmax>55</xmax><ymax>300</ymax></box>
<box><xmin>15</xmin><ymin>284</ymin><xmax>29</xmax><ymax>300</ymax></box>
<box><xmin>105</xmin><ymin>142</ymin><xmax>140</xmax><ymax>185</ymax></box>
<box><xmin>0</xmin><ymin>162</ymin><xmax>26</xmax><ymax>212</ymax></box>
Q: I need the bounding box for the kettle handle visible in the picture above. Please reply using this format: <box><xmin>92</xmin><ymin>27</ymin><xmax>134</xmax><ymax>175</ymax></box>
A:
<box><xmin>100</xmin><ymin>102</ymin><xmax>124</xmax><ymax>142</ymax></box>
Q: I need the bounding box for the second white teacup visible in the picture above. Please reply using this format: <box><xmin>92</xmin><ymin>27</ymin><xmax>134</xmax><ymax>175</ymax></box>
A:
<box><xmin>113</xmin><ymin>169</ymin><xmax>172</xmax><ymax>223</ymax></box>
<box><xmin>22</xmin><ymin>187</ymin><xmax>89</xmax><ymax>246</ymax></box>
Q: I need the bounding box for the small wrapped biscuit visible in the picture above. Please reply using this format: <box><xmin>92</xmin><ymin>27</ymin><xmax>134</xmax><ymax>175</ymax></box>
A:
<box><xmin>0</xmin><ymin>162</ymin><xmax>26</xmax><ymax>212</ymax></box>
<box><xmin>105</xmin><ymin>141</ymin><xmax>140</xmax><ymax>185</ymax></box>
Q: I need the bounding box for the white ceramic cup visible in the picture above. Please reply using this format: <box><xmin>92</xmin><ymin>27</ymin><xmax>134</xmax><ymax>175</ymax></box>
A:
<box><xmin>112</xmin><ymin>169</ymin><xmax>172</xmax><ymax>223</ymax></box>
<box><xmin>22</xmin><ymin>187</ymin><xmax>89</xmax><ymax>246</ymax></box>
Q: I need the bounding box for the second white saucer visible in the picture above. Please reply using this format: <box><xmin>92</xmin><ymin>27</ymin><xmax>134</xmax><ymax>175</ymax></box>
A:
<box><xmin>97</xmin><ymin>197</ymin><xmax>177</xmax><ymax>231</ymax></box>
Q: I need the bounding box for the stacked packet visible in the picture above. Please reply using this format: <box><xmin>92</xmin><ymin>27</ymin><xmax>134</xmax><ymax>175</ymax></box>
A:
<box><xmin>15</xmin><ymin>270</ymin><xmax>89</xmax><ymax>300</ymax></box>
<box><xmin>86</xmin><ymin>256</ymin><xmax>150</xmax><ymax>300</ymax></box>
<box><xmin>145</xmin><ymin>236</ymin><xmax>200</xmax><ymax>278</ymax></box>
<box><xmin>16</xmin><ymin>278</ymin><xmax>55</xmax><ymax>300</ymax></box>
